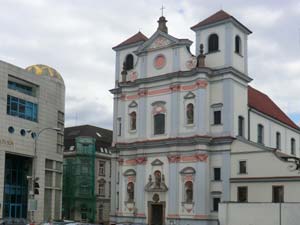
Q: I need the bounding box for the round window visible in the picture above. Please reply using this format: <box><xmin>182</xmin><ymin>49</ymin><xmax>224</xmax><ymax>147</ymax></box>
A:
<box><xmin>8</xmin><ymin>126</ymin><xmax>14</xmax><ymax>134</ymax></box>
<box><xmin>20</xmin><ymin>129</ymin><xmax>26</xmax><ymax>136</ymax></box>
<box><xmin>154</xmin><ymin>54</ymin><xmax>166</xmax><ymax>69</ymax></box>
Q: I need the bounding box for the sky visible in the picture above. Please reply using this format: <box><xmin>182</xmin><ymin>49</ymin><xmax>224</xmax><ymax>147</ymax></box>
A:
<box><xmin>0</xmin><ymin>0</ymin><xmax>299</xmax><ymax>129</ymax></box>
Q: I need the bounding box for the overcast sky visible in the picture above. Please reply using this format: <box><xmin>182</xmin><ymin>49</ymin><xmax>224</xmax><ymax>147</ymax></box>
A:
<box><xmin>0</xmin><ymin>0</ymin><xmax>299</xmax><ymax>129</ymax></box>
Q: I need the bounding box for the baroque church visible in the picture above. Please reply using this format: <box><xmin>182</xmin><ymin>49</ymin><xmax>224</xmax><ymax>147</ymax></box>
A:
<box><xmin>109</xmin><ymin>10</ymin><xmax>300</xmax><ymax>225</ymax></box>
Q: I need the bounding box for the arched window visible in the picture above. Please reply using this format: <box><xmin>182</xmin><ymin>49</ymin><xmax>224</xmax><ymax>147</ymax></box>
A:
<box><xmin>186</xmin><ymin>103</ymin><xmax>194</xmax><ymax>124</ymax></box>
<box><xmin>129</xmin><ymin>111</ymin><xmax>136</xmax><ymax>131</ymax></box>
<box><xmin>257</xmin><ymin>124</ymin><xmax>264</xmax><ymax>144</ymax></box>
<box><xmin>208</xmin><ymin>34</ymin><xmax>219</xmax><ymax>52</ymax></box>
<box><xmin>238</xmin><ymin>116</ymin><xmax>244</xmax><ymax>137</ymax></box>
<box><xmin>235</xmin><ymin>35</ymin><xmax>241</xmax><ymax>54</ymax></box>
<box><xmin>154</xmin><ymin>113</ymin><xmax>165</xmax><ymax>135</ymax></box>
<box><xmin>127</xmin><ymin>182</ymin><xmax>134</xmax><ymax>202</ymax></box>
<box><xmin>185</xmin><ymin>181</ymin><xmax>193</xmax><ymax>203</ymax></box>
<box><xmin>125</xmin><ymin>54</ymin><xmax>134</xmax><ymax>70</ymax></box>
<box><xmin>276</xmin><ymin>132</ymin><xmax>281</xmax><ymax>149</ymax></box>
<box><xmin>291</xmin><ymin>138</ymin><xmax>296</xmax><ymax>155</ymax></box>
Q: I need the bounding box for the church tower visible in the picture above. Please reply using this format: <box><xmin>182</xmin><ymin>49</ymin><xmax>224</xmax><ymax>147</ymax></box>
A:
<box><xmin>110</xmin><ymin>10</ymin><xmax>252</xmax><ymax>225</ymax></box>
<box><xmin>191</xmin><ymin>10</ymin><xmax>252</xmax><ymax>75</ymax></box>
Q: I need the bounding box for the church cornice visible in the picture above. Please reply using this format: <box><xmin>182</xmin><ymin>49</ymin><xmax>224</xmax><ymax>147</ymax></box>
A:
<box><xmin>109</xmin><ymin>66</ymin><xmax>252</xmax><ymax>95</ymax></box>
<box><xmin>114</xmin><ymin>135</ymin><xmax>235</xmax><ymax>151</ymax></box>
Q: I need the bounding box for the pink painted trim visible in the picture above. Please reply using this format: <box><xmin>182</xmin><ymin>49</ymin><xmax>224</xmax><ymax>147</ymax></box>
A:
<box><xmin>193</xmin><ymin>214</ymin><xmax>208</xmax><ymax>219</ymax></box>
<box><xmin>167</xmin><ymin>153</ymin><xmax>208</xmax><ymax>163</ymax></box>
<box><xmin>121</xmin><ymin>80</ymin><xmax>207</xmax><ymax>101</ymax></box>
<box><xmin>118</xmin><ymin>158</ymin><xmax>124</xmax><ymax>165</ymax></box>
<box><xmin>167</xmin><ymin>155</ymin><xmax>181</xmax><ymax>163</ymax></box>
<box><xmin>167</xmin><ymin>214</ymin><xmax>180</xmax><ymax>218</ymax></box>
<box><xmin>122</xmin><ymin>156</ymin><xmax>148</xmax><ymax>166</ymax></box>
<box><xmin>136</xmin><ymin>156</ymin><xmax>147</xmax><ymax>164</ymax></box>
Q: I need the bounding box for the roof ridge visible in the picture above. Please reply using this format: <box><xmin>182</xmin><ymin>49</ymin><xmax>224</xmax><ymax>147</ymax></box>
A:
<box><xmin>191</xmin><ymin>9</ymin><xmax>252</xmax><ymax>33</ymax></box>
<box><xmin>113</xmin><ymin>31</ymin><xmax>148</xmax><ymax>49</ymax></box>
<box><xmin>248</xmin><ymin>86</ymin><xmax>299</xmax><ymax>130</ymax></box>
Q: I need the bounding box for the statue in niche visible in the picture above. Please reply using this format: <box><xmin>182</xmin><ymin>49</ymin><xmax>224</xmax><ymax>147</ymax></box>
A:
<box><xmin>186</xmin><ymin>103</ymin><xmax>194</xmax><ymax>124</ymax></box>
<box><xmin>185</xmin><ymin>181</ymin><xmax>193</xmax><ymax>203</ymax></box>
<box><xmin>127</xmin><ymin>182</ymin><xmax>134</xmax><ymax>202</ymax></box>
<box><xmin>130</xmin><ymin>111</ymin><xmax>136</xmax><ymax>130</ymax></box>
<box><xmin>154</xmin><ymin>171</ymin><xmax>161</xmax><ymax>188</ymax></box>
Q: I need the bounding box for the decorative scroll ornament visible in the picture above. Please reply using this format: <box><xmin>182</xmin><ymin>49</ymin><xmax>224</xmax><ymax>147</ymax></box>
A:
<box><xmin>149</xmin><ymin>36</ymin><xmax>171</xmax><ymax>49</ymax></box>
<box><xmin>129</xmin><ymin>71</ymin><xmax>138</xmax><ymax>81</ymax></box>
<box><xmin>185</xmin><ymin>56</ymin><xmax>197</xmax><ymax>70</ymax></box>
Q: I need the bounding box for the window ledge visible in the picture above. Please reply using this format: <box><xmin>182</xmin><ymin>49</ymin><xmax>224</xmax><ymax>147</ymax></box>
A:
<box><xmin>181</xmin><ymin>201</ymin><xmax>194</xmax><ymax>205</ymax></box>
<box><xmin>185</xmin><ymin>124</ymin><xmax>195</xmax><ymax>128</ymax></box>
<box><xmin>206</xmin><ymin>50</ymin><xmax>221</xmax><ymax>55</ymax></box>
<box><xmin>211</xmin><ymin>123</ymin><xmax>223</xmax><ymax>126</ymax></box>
<box><xmin>153</xmin><ymin>133</ymin><xmax>167</xmax><ymax>137</ymax></box>
<box><xmin>238</xmin><ymin>172</ymin><xmax>248</xmax><ymax>175</ymax></box>
<box><xmin>234</xmin><ymin>52</ymin><xmax>243</xmax><ymax>57</ymax></box>
<box><xmin>128</xmin><ymin>129</ymin><xmax>137</xmax><ymax>134</ymax></box>
<box><xmin>211</xmin><ymin>180</ymin><xmax>222</xmax><ymax>182</ymax></box>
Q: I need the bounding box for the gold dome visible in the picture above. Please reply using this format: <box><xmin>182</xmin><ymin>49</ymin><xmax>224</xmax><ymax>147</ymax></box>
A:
<box><xmin>25</xmin><ymin>64</ymin><xmax>63</xmax><ymax>81</ymax></box>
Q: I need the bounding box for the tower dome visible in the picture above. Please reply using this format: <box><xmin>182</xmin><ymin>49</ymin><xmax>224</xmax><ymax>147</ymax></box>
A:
<box><xmin>25</xmin><ymin>64</ymin><xmax>64</xmax><ymax>82</ymax></box>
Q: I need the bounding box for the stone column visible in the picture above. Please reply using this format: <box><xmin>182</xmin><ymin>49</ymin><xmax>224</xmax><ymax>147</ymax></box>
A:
<box><xmin>135</xmin><ymin>158</ymin><xmax>147</xmax><ymax>217</ymax></box>
<box><xmin>167</xmin><ymin>156</ymin><xmax>179</xmax><ymax>217</ymax></box>
<box><xmin>170</xmin><ymin>85</ymin><xmax>180</xmax><ymax>137</ymax></box>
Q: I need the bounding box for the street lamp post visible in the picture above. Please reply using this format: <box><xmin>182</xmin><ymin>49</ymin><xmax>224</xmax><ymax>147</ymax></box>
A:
<box><xmin>29</xmin><ymin>127</ymin><xmax>61</xmax><ymax>224</ymax></box>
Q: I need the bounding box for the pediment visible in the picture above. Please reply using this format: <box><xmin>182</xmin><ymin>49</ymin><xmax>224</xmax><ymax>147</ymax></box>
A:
<box><xmin>123</xmin><ymin>169</ymin><xmax>136</xmax><ymax>176</ymax></box>
<box><xmin>184</xmin><ymin>91</ymin><xmax>196</xmax><ymax>99</ymax></box>
<box><xmin>148</xmin><ymin>35</ymin><xmax>173</xmax><ymax>50</ymax></box>
<box><xmin>128</xmin><ymin>100</ymin><xmax>138</xmax><ymax>108</ymax></box>
<box><xmin>180</xmin><ymin>167</ymin><xmax>196</xmax><ymax>175</ymax></box>
<box><xmin>135</xmin><ymin>30</ymin><xmax>191</xmax><ymax>55</ymax></box>
<box><xmin>151</xmin><ymin>159</ymin><xmax>164</xmax><ymax>166</ymax></box>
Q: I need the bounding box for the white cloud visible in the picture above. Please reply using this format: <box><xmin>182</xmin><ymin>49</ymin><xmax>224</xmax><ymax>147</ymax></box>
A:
<box><xmin>239</xmin><ymin>6</ymin><xmax>284</xmax><ymax>28</ymax></box>
<box><xmin>0</xmin><ymin>0</ymin><xmax>299</xmax><ymax>128</ymax></box>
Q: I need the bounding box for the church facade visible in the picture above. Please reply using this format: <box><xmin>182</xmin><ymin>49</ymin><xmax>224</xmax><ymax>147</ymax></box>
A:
<box><xmin>109</xmin><ymin>10</ymin><xmax>300</xmax><ymax>225</ymax></box>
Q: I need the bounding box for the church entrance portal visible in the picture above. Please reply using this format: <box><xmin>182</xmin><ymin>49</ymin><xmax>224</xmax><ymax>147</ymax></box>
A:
<box><xmin>148</xmin><ymin>202</ymin><xmax>165</xmax><ymax>225</ymax></box>
<box><xmin>151</xmin><ymin>204</ymin><xmax>163</xmax><ymax>225</ymax></box>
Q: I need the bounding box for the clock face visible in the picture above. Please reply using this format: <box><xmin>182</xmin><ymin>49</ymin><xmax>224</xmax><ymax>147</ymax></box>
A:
<box><xmin>154</xmin><ymin>54</ymin><xmax>166</xmax><ymax>69</ymax></box>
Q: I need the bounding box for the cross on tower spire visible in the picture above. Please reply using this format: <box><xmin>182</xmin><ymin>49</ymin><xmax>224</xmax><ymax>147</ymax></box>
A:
<box><xmin>160</xmin><ymin>5</ymin><xmax>165</xmax><ymax>17</ymax></box>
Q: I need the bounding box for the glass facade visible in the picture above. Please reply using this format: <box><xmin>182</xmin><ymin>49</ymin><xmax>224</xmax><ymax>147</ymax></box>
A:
<box><xmin>8</xmin><ymin>80</ymin><xmax>34</xmax><ymax>96</ymax></box>
<box><xmin>7</xmin><ymin>95</ymin><xmax>38</xmax><ymax>122</ymax></box>
<box><xmin>3</xmin><ymin>154</ymin><xmax>31</xmax><ymax>218</ymax></box>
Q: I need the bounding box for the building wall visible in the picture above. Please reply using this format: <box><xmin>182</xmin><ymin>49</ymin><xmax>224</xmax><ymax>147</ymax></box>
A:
<box><xmin>249</xmin><ymin>111</ymin><xmax>300</xmax><ymax>156</ymax></box>
<box><xmin>0</xmin><ymin>60</ymin><xmax>65</xmax><ymax>222</ymax></box>
<box><xmin>230</xmin><ymin>140</ymin><xmax>300</xmax><ymax>203</ymax></box>
<box><xmin>95</xmin><ymin>153</ymin><xmax>111</xmax><ymax>224</ymax></box>
<box><xmin>219</xmin><ymin>203</ymin><xmax>300</xmax><ymax>225</ymax></box>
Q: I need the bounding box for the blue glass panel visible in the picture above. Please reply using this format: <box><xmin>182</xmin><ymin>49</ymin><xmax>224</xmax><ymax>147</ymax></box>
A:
<box><xmin>8</xmin><ymin>81</ymin><xmax>33</xmax><ymax>96</ymax></box>
<box><xmin>7</xmin><ymin>95</ymin><xmax>38</xmax><ymax>122</ymax></box>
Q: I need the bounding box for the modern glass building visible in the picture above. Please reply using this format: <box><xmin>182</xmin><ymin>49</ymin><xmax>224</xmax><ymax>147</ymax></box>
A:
<box><xmin>0</xmin><ymin>61</ymin><xmax>65</xmax><ymax>223</ymax></box>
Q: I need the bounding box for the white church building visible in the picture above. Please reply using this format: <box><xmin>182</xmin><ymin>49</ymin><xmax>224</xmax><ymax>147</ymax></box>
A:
<box><xmin>109</xmin><ymin>10</ymin><xmax>300</xmax><ymax>225</ymax></box>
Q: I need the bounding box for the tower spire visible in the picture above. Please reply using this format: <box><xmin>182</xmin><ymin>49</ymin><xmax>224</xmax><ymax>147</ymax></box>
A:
<box><xmin>157</xmin><ymin>5</ymin><xmax>168</xmax><ymax>33</ymax></box>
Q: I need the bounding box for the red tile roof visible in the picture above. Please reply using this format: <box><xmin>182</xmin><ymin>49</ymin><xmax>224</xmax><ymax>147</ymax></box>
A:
<box><xmin>248</xmin><ymin>86</ymin><xmax>299</xmax><ymax>130</ymax></box>
<box><xmin>191</xmin><ymin>10</ymin><xmax>252</xmax><ymax>33</ymax></box>
<box><xmin>113</xmin><ymin>31</ymin><xmax>148</xmax><ymax>49</ymax></box>
<box><xmin>191</xmin><ymin>10</ymin><xmax>231</xmax><ymax>29</ymax></box>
